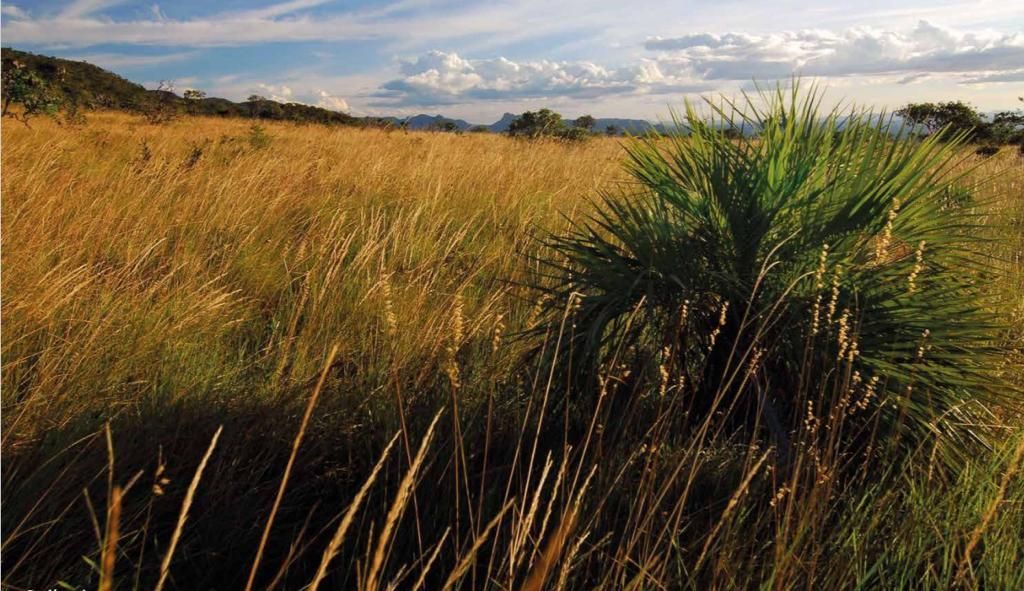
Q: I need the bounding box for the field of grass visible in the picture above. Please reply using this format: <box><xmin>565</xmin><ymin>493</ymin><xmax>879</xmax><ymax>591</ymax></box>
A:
<box><xmin>2</xmin><ymin>108</ymin><xmax>1023</xmax><ymax>590</ymax></box>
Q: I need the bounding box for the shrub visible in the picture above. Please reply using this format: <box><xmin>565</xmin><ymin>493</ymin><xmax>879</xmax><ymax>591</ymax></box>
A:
<box><xmin>183</xmin><ymin>88</ymin><xmax>207</xmax><ymax>114</ymax></box>
<box><xmin>532</xmin><ymin>86</ymin><xmax>1017</xmax><ymax>466</ymax></box>
<box><xmin>897</xmin><ymin>101</ymin><xmax>985</xmax><ymax>140</ymax></box>
<box><xmin>182</xmin><ymin>141</ymin><xmax>206</xmax><ymax>169</ymax></box>
<box><xmin>508</xmin><ymin>108</ymin><xmax>565</xmax><ymax>138</ymax></box>
<box><xmin>557</xmin><ymin>126</ymin><xmax>590</xmax><ymax>142</ymax></box>
<box><xmin>246</xmin><ymin>123</ymin><xmax>272</xmax><ymax>149</ymax></box>
<box><xmin>575</xmin><ymin>114</ymin><xmax>596</xmax><ymax>131</ymax></box>
<box><xmin>138</xmin><ymin>81</ymin><xmax>180</xmax><ymax>124</ymax></box>
<box><xmin>508</xmin><ymin>109</ymin><xmax>592</xmax><ymax>142</ymax></box>
<box><xmin>898</xmin><ymin>101</ymin><xmax>1024</xmax><ymax>146</ymax></box>
<box><xmin>62</xmin><ymin>101</ymin><xmax>88</xmax><ymax>126</ymax></box>
<box><xmin>429</xmin><ymin>119</ymin><xmax>460</xmax><ymax>133</ymax></box>
<box><xmin>1</xmin><ymin>61</ymin><xmax>62</xmax><ymax>125</ymax></box>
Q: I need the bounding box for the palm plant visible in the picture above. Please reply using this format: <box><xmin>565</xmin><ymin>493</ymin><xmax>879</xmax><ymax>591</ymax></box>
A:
<box><xmin>533</xmin><ymin>85</ymin><xmax>1017</xmax><ymax>466</ymax></box>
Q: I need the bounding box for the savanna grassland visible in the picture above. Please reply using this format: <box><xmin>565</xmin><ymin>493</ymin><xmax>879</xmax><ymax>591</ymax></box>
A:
<box><xmin>2</xmin><ymin>105</ymin><xmax>1023</xmax><ymax>590</ymax></box>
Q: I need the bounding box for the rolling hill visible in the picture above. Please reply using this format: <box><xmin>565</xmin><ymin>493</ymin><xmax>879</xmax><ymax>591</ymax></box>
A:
<box><xmin>1</xmin><ymin>48</ymin><xmax>361</xmax><ymax>126</ymax></box>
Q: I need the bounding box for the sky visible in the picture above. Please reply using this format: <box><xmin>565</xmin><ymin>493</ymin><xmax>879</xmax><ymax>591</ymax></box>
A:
<box><xmin>2</xmin><ymin>0</ymin><xmax>1022</xmax><ymax>123</ymax></box>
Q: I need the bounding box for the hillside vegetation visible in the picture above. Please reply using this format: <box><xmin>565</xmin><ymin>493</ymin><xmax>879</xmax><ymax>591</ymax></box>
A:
<box><xmin>2</xmin><ymin>48</ymin><xmax>362</xmax><ymax>126</ymax></box>
<box><xmin>2</xmin><ymin>96</ymin><xmax>1023</xmax><ymax>590</ymax></box>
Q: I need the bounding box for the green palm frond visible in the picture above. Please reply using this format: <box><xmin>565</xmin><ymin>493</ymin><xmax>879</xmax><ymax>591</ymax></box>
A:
<box><xmin>532</xmin><ymin>83</ymin><xmax>1018</xmax><ymax>465</ymax></box>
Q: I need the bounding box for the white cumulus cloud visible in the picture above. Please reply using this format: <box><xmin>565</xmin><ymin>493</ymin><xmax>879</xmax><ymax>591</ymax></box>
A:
<box><xmin>1</xmin><ymin>5</ymin><xmax>30</xmax><ymax>19</ymax></box>
<box><xmin>376</xmin><ymin>50</ymin><xmax>707</xmax><ymax>106</ymax></box>
<box><xmin>256</xmin><ymin>83</ymin><xmax>294</xmax><ymax>103</ymax></box>
<box><xmin>644</xmin><ymin>21</ymin><xmax>1024</xmax><ymax>81</ymax></box>
<box><xmin>316</xmin><ymin>90</ymin><xmax>350</xmax><ymax>112</ymax></box>
<box><xmin>245</xmin><ymin>83</ymin><xmax>350</xmax><ymax>113</ymax></box>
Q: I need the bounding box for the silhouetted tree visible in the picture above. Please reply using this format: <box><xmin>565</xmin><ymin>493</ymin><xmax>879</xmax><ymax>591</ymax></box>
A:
<box><xmin>247</xmin><ymin>94</ymin><xmax>267</xmax><ymax>118</ymax></box>
<box><xmin>139</xmin><ymin>80</ymin><xmax>179</xmax><ymax>124</ymax></box>
<box><xmin>430</xmin><ymin>120</ymin><xmax>459</xmax><ymax>133</ymax></box>
<box><xmin>183</xmin><ymin>88</ymin><xmax>206</xmax><ymax>114</ymax></box>
<box><xmin>721</xmin><ymin>126</ymin><xmax>743</xmax><ymax>140</ymax></box>
<box><xmin>990</xmin><ymin>108</ymin><xmax>1024</xmax><ymax>146</ymax></box>
<box><xmin>898</xmin><ymin>100</ymin><xmax>1024</xmax><ymax>150</ymax></box>
<box><xmin>896</xmin><ymin>101</ymin><xmax>985</xmax><ymax>140</ymax></box>
<box><xmin>508</xmin><ymin>108</ymin><xmax>565</xmax><ymax>138</ymax></box>
<box><xmin>575</xmin><ymin>114</ymin><xmax>596</xmax><ymax>131</ymax></box>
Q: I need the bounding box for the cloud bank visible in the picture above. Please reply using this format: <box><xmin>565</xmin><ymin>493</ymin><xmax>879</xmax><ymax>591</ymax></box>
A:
<box><xmin>645</xmin><ymin>21</ymin><xmax>1024</xmax><ymax>81</ymax></box>
<box><xmin>0</xmin><ymin>0</ymin><xmax>569</xmax><ymax>49</ymax></box>
<box><xmin>373</xmin><ymin>21</ymin><xmax>1023</xmax><ymax>108</ymax></box>
<box><xmin>374</xmin><ymin>50</ymin><xmax>708</xmax><ymax>106</ymax></box>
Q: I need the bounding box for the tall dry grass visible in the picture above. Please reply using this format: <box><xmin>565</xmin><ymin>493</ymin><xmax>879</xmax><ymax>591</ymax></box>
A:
<box><xmin>1</xmin><ymin>113</ymin><xmax>620</xmax><ymax>439</ymax></box>
<box><xmin>2</xmin><ymin>112</ymin><xmax>1022</xmax><ymax>589</ymax></box>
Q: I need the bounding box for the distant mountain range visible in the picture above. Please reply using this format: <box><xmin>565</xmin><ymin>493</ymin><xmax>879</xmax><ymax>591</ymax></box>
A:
<box><xmin>486</xmin><ymin>112</ymin><xmax>664</xmax><ymax>134</ymax></box>
<box><xmin>386</xmin><ymin>112</ymin><xmax>665</xmax><ymax>134</ymax></box>
<box><xmin>1</xmin><ymin>48</ymin><xmax>663</xmax><ymax>135</ymax></box>
<box><xmin>380</xmin><ymin>114</ymin><xmax>476</xmax><ymax>131</ymax></box>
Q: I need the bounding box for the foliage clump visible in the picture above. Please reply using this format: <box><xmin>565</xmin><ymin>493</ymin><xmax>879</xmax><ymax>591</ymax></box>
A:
<box><xmin>246</xmin><ymin>123</ymin><xmax>273</xmax><ymax>149</ymax></box>
<box><xmin>2</xmin><ymin>60</ymin><xmax>63</xmax><ymax>125</ymax></box>
<box><xmin>139</xmin><ymin>80</ymin><xmax>181</xmax><ymax>124</ymax></box>
<box><xmin>508</xmin><ymin>108</ymin><xmax>591</xmax><ymax>141</ymax></box>
<box><xmin>897</xmin><ymin>99</ymin><xmax>1024</xmax><ymax>152</ymax></box>
<box><xmin>534</xmin><ymin>86</ymin><xmax>1017</xmax><ymax>466</ymax></box>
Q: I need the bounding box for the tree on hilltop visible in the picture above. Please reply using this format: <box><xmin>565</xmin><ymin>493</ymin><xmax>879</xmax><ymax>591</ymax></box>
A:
<box><xmin>247</xmin><ymin>94</ymin><xmax>267</xmax><ymax>117</ymax></box>
<box><xmin>575</xmin><ymin>114</ymin><xmax>596</xmax><ymax>131</ymax></box>
<box><xmin>183</xmin><ymin>88</ymin><xmax>206</xmax><ymax>114</ymax></box>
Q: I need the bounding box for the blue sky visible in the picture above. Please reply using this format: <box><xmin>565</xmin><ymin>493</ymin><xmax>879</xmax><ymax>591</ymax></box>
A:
<box><xmin>2</xmin><ymin>0</ymin><xmax>1022</xmax><ymax>123</ymax></box>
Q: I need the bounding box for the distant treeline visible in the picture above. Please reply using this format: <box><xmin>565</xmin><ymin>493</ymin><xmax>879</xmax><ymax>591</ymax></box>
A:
<box><xmin>896</xmin><ymin>99</ymin><xmax>1024</xmax><ymax>152</ymax></box>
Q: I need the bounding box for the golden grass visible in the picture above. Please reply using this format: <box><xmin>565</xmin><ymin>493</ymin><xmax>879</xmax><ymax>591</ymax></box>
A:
<box><xmin>1</xmin><ymin>112</ymin><xmax>623</xmax><ymax>444</ymax></box>
<box><xmin>2</xmin><ymin>111</ymin><xmax>1022</xmax><ymax>589</ymax></box>
<box><xmin>98</xmin><ymin>485</ymin><xmax>121</xmax><ymax>591</ymax></box>
<box><xmin>0</xmin><ymin>111</ymin><xmax>631</xmax><ymax>587</ymax></box>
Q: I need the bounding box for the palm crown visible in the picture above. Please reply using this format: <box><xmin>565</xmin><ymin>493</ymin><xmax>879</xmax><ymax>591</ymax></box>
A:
<box><xmin>534</xmin><ymin>85</ymin><xmax>1016</xmax><ymax>466</ymax></box>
